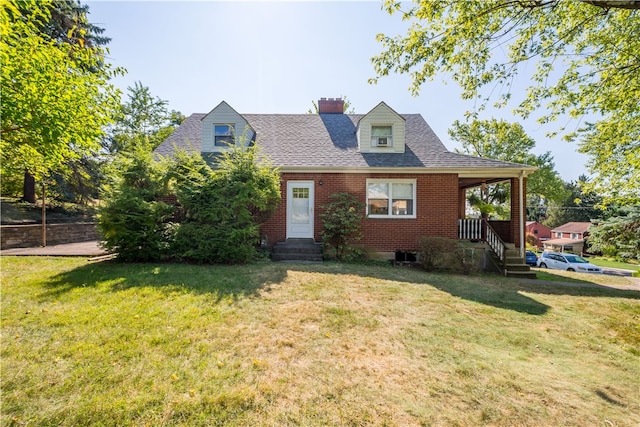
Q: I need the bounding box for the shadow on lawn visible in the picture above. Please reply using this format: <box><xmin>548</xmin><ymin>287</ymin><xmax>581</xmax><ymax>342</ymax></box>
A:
<box><xmin>42</xmin><ymin>260</ymin><xmax>639</xmax><ymax>313</ymax></box>
<box><xmin>416</xmin><ymin>272</ymin><xmax>638</xmax><ymax>314</ymax></box>
<box><xmin>285</xmin><ymin>262</ymin><xmax>639</xmax><ymax>315</ymax></box>
<box><xmin>427</xmin><ymin>276</ymin><xmax>552</xmax><ymax>315</ymax></box>
<box><xmin>42</xmin><ymin>260</ymin><xmax>287</xmax><ymax>302</ymax></box>
<box><xmin>279</xmin><ymin>262</ymin><xmax>552</xmax><ymax>315</ymax></box>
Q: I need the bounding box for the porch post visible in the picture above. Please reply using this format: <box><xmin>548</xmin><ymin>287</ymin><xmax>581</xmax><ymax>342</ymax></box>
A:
<box><xmin>458</xmin><ymin>187</ymin><xmax>466</xmax><ymax>219</ymax></box>
<box><xmin>519</xmin><ymin>171</ymin><xmax>525</xmax><ymax>258</ymax></box>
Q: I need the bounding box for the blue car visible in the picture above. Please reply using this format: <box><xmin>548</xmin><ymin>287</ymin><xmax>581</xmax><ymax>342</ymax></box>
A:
<box><xmin>525</xmin><ymin>250</ymin><xmax>538</xmax><ymax>266</ymax></box>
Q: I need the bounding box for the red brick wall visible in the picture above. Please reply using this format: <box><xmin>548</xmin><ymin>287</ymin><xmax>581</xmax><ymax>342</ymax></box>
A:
<box><xmin>525</xmin><ymin>222</ymin><xmax>551</xmax><ymax>240</ymax></box>
<box><xmin>260</xmin><ymin>172</ymin><xmax>460</xmax><ymax>252</ymax></box>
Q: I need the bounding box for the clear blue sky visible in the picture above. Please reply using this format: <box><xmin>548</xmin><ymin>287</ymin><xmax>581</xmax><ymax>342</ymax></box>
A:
<box><xmin>89</xmin><ymin>0</ymin><xmax>589</xmax><ymax>181</ymax></box>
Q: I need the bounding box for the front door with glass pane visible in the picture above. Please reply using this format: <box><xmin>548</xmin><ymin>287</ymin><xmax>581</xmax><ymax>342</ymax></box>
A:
<box><xmin>287</xmin><ymin>181</ymin><xmax>314</xmax><ymax>239</ymax></box>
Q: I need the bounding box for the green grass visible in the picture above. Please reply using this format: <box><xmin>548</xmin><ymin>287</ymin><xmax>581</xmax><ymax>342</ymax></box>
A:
<box><xmin>2</xmin><ymin>257</ymin><xmax>639</xmax><ymax>426</ymax></box>
<box><xmin>532</xmin><ymin>268</ymin><xmax>638</xmax><ymax>287</ymax></box>
<box><xmin>588</xmin><ymin>256</ymin><xmax>640</xmax><ymax>271</ymax></box>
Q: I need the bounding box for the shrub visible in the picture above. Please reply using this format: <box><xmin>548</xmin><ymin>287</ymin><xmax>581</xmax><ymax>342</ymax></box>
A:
<box><xmin>320</xmin><ymin>192</ymin><xmax>365</xmax><ymax>260</ymax></box>
<box><xmin>451</xmin><ymin>243</ymin><xmax>480</xmax><ymax>275</ymax></box>
<box><xmin>99</xmin><ymin>147</ymin><xmax>280</xmax><ymax>264</ymax></box>
<box><xmin>98</xmin><ymin>151</ymin><xmax>175</xmax><ymax>262</ymax></box>
<box><xmin>419</xmin><ymin>237</ymin><xmax>458</xmax><ymax>271</ymax></box>
<box><xmin>171</xmin><ymin>147</ymin><xmax>280</xmax><ymax>264</ymax></box>
<box><xmin>172</xmin><ymin>222</ymin><xmax>257</xmax><ymax>264</ymax></box>
<box><xmin>419</xmin><ymin>237</ymin><xmax>480</xmax><ymax>274</ymax></box>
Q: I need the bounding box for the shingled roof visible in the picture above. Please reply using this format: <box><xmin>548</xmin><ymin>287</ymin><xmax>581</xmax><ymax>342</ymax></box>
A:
<box><xmin>551</xmin><ymin>222</ymin><xmax>592</xmax><ymax>234</ymax></box>
<box><xmin>155</xmin><ymin>111</ymin><xmax>536</xmax><ymax>175</ymax></box>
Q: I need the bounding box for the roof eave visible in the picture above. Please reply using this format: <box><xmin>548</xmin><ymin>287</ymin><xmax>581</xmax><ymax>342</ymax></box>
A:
<box><xmin>278</xmin><ymin>166</ymin><xmax>538</xmax><ymax>177</ymax></box>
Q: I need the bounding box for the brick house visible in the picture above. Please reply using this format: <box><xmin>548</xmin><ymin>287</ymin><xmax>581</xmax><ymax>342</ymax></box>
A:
<box><xmin>542</xmin><ymin>222</ymin><xmax>593</xmax><ymax>254</ymax></box>
<box><xmin>525</xmin><ymin>221</ymin><xmax>552</xmax><ymax>247</ymax></box>
<box><xmin>551</xmin><ymin>222</ymin><xmax>592</xmax><ymax>240</ymax></box>
<box><xmin>156</xmin><ymin>98</ymin><xmax>537</xmax><ymax>264</ymax></box>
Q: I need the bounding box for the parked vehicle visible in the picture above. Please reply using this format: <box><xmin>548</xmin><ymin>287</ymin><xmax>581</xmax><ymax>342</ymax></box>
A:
<box><xmin>537</xmin><ymin>252</ymin><xmax>602</xmax><ymax>273</ymax></box>
<box><xmin>525</xmin><ymin>250</ymin><xmax>538</xmax><ymax>266</ymax></box>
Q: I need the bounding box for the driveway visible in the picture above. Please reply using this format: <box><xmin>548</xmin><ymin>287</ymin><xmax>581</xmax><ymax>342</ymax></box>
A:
<box><xmin>0</xmin><ymin>241</ymin><xmax>108</xmax><ymax>257</ymax></box>
<box><xmin>601</xmin><ymin>267</ymin><xmax>636</xmax><ymax>277</ymax></box>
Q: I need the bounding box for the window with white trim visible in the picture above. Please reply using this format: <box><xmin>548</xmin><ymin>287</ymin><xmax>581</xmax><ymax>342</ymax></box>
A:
<box><xmin>366</xmin><ymin>179</ymin><xmax>416</xmax><ymax>218</ymax></box>
<box><xmin>214</xmin><ymin>124</ymin><xmax>235</xmax><ymax>146</ymax></box>
<box><xmin>371</xmin><ymin>125</ymin><xmax>393</xmax><ymax>147</ymax></box>
<box><xmin>555</xmin><ymin>232</ymin><xmax>562</xmax><ymax>238</ymax></box>
<box><xmin>570</xmin><ymin>233</ymin><xmax>579</xmax><ymax>239</ymax></box>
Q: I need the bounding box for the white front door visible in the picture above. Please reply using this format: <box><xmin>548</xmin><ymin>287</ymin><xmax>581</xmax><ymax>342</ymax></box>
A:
<box><xmin>287</xmin><ymin>181</ymin><xmax>314</xmax><ymax>239</ymax></box>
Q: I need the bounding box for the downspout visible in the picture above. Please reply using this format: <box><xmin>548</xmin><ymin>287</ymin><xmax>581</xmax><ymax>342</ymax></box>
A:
<box><xmin>519</xmin><ymin>171</ymin><xmax>525</xmax><ymax>258</ymax></box>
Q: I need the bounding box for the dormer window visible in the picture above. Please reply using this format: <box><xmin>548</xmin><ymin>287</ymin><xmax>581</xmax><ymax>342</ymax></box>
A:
<box><xmin>214</xmin><ymin>124</ymin><xmax>235</xmax><ymax>146</ymax></box>
<box><xmin>371</xmin><ymin>125</ymin><xmax>392</xmax><ymax>147</ymax></box>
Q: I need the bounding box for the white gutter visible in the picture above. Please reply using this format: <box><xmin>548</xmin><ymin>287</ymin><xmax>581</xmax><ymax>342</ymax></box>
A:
<box><xmin>279</xmin><ymin>166</ymin><xmax>538</xmax><ymax>177</ymax></box>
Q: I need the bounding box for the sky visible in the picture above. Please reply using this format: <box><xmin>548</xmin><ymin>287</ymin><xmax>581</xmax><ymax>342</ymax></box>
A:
<box><xmin>88</xmin><ymin>0</ymin><xmax>590</xmax><ymax>181</ymax></box>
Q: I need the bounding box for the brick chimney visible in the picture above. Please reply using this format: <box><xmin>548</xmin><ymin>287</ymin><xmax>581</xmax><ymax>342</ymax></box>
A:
<box><xmin>318</xmin><ymin>97</ymin><xmax>344</xmax><ymax>114</ymax></box>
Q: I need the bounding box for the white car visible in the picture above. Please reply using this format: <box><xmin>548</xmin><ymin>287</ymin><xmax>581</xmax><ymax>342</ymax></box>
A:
<box><xmin>537</xmin><ymin>252</ymin><xmax>602</xmax><ymax>273</ymax></box>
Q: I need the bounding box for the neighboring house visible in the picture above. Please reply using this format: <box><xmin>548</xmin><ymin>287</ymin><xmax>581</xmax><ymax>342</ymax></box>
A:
<box><xmin>543</xmin><ymin>222</ymin><xmax>592</xmax><ymax>254</ymax></box>
<box><xmin>550</xmin><ymin>222</ymin><xmax>592</xmax><ymax>240</ymax></box>
<box><xmin>156</xmin><ymin>98</ymin><xmax>537</xmax><ymax>261</ymax></box>
<box><xmin>525</xmin><ymin>221</ymin><xmax>551</xmax><ymax>247</ymax></box>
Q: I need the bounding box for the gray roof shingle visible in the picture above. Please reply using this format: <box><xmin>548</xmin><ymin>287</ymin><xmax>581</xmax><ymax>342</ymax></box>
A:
<box><xmin>155</xmin><ymin>112</ymin><xmax>534</xmax><ymax>172</ymax></box>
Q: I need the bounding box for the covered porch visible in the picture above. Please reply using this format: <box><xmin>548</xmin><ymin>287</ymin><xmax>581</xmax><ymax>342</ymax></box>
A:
<box><xmin>456</xmin><ymin>172</ymin><xmax>532</xmax><ymax>273</ymax></box>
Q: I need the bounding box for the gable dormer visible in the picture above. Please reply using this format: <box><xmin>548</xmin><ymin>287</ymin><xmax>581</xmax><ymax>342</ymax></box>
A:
<box><xmin>201</xmin><ymin>101</ymin><xmax>254</xmax><ymax>153</ymax></box>
<box><xmin>356</xmin><ymin>102</ymin><xmax>406</xmax><ymax>153</ymax></box>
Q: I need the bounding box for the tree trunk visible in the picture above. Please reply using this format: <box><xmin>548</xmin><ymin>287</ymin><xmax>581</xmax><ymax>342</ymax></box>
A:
<box><xmin>22</xmin><ymin>170</ymin><xmax>36</xmax><ymax>203</ymax></box>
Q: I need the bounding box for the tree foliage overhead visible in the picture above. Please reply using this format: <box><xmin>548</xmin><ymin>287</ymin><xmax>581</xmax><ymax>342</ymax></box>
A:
<box><xmin>105</xmin><ymin>82</ymin><xmax>185</xmax><ymax>155</ymax></box>
<box><xmin>0</xmin><ymin>0</ymin><xmax>122</xmax><ymax>182</ymax></box>
<box><xmin>371</xmin><ymin>0</ymin><xmax>639</xmax><ymax>206</ymax></box>
<box><xmin>35</xmin><ymin>0</ymin><xmax>111</xmax><ymax>48</ymax></box>
<box><xmin>449</xmin><ymin>118</ymin><xmax>566</xmax><ymax>218</ymax></box>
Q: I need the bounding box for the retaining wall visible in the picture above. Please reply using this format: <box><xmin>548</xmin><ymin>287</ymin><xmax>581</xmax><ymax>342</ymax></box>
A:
<box><xmin>1</xmin><ymin>223</ymin><xmax>98</xmax><ymax>249</ymax></box>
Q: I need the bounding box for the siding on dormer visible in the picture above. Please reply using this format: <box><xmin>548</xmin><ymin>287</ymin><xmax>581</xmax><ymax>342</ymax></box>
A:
<box><xmin>357</xmin><ymin>102</ymin><xmax>406</xmax><ymax>153</ymax></box>
<box><xmin>201</xmin><ymin>101</ymin><xmax>253</xmax><ymax>152</ymax></box>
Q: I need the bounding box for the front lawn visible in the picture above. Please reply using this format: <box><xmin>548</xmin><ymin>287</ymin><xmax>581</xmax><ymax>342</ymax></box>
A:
<box><xmin>588</xmin><ymin>256</ymin><xmax>640</xmax><ymax>271</ymax></box>
<box><xmin>1</xmin><ymin>257</ymin><xmax>639</xmax><ymax>426</ymax></box>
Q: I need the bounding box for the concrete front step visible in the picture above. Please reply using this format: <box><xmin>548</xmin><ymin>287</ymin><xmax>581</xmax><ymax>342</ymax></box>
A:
<box><xmin>505</xmin><ymin>263</ymin><xmax>532</xmax><ymax>272</ymax></box>
<box><xmin>506</xmin><ymin>258</ymin><xmax>526</xmax><ymax>267</ymax></box>
<box><xmin>506</xmin><ymin>270</ymin><xmax>537</xmax><ymax>279</ymax></box>
<box><xmin>271</xmin><ymin>252</ymin><xmax>323</xmax><ymax>262</ymax></box>
<box><xmin>272</xmin><ymin>239</ymin><xmax>323</xmax><ymax>262</ymax></box>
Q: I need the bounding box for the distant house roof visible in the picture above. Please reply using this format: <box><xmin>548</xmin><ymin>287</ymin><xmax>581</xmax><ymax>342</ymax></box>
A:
<box><xmin>526</xmin><ymin>221</ymin><xmax>548</xmax><ymax>227</ymax></box>
<box><xmin>551</xmin><ymin>222</ymin><xmax>592</xmax><ymax>234</ymax></box>
<box><xmin>156</xmin><ymin>112</ymin><xmax>536</xmax><ymax>175</ymax></box>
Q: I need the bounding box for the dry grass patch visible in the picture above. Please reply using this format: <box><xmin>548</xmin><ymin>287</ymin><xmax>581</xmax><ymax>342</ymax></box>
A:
<box><xmin>1</xmin><ymin>257</ymin><xmax>639</xmax><ymax>426</ymax></box>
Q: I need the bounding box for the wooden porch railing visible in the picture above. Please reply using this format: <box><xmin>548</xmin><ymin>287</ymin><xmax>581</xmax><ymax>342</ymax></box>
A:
<box><xmin>458</xmin><ymin>218</ymin><xmax>506</xmax><ymax>264</ymax></box>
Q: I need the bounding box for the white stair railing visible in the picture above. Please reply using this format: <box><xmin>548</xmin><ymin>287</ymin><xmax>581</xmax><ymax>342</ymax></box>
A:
<box><xmin>484</xmin><ymin>222</ymin><xmax>506</xmax><ymax>264</ymax></box>
<box><xmin>457</xmin><ymin>218</ymin><xmax>483</xmax><ymax>240</ymax></box>
<box><xmin>458</xmin><ymin>219</ymin><xmax>506</xmax><ymax>265</ymax></box>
